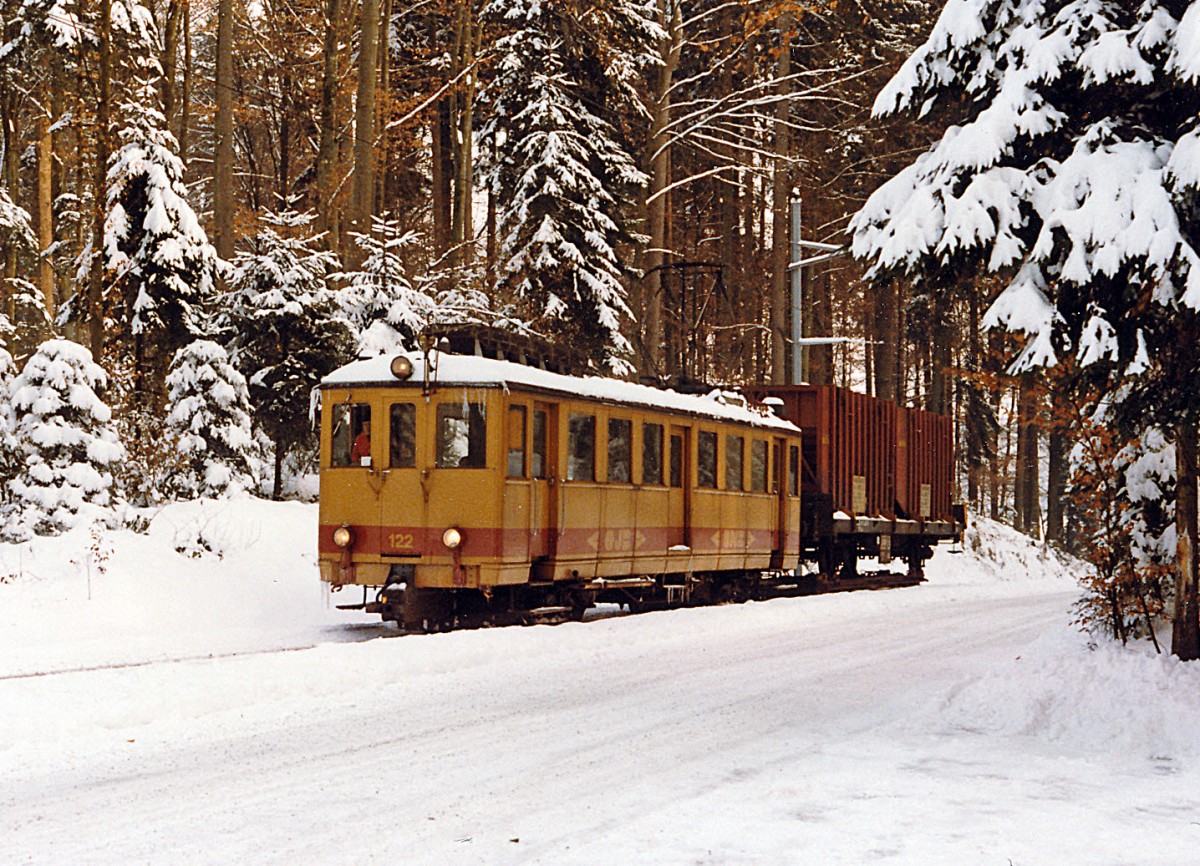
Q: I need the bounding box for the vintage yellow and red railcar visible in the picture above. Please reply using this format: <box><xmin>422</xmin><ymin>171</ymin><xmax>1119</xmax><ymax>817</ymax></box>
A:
<box><xmin>317</xmin><ymin>350</ymin><xmax>804</xmax><ymax>629</ymax></box>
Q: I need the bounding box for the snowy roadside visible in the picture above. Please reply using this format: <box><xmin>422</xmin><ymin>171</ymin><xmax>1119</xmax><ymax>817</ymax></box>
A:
<box><xmin>3</xmin><ymin>500</ymin><xmax>1197</xmax><ymax>767</ymax></box>
<box><xmin>0</xmin><ymin>498</ymin><xmax>1066</xmax><ymax>680</ymax></box>
<box><xmin>3</xmin><ymin>501</ymin><xmax>1200</xmax><ymax>864</ymax></box>
<box><xmin>0</xmin><ymin>497</ymin><xmax>378</xmax><ymax>680</ymax></box>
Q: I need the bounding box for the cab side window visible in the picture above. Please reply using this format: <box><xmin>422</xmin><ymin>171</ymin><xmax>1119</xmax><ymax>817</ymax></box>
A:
<box><xmin>389</xmin><ymin>403</ymin><xmax>416</xmax><ymax>468</ymax></box>
<box><xmin>507</xmin><ymin>405</ymin><xmax>527</xmax><ymax>477</ymax></box>
<box><xmin>607</xmin><ymin>418</ymin><xmax>632</xmax><ymax>483</ymax></box>
<box><xmin>532</xmin><ymin>409</ymin><xmax>548</xmax><ymax>479</ymax></box>
<box><xmin>726</xmin><ymin>434</ymin><xmax>743</xmax><ymax>491</ymax></box>
<box><xmin>750</xmin><ymin>440</ymin><xmax>768</xmax><ymax>492</ymax></box>
<box><xmin>643</xmin><ymin>423</ymin><xmax>664</xmax><ymax>485</ymax></box>
<box><xmin>331</xmin><ymin>403</ymin><xmax>372</xmax><ymax>467</ymax></box>
<box><xmin>568</xmin><ymin>413</ymin><xmax>595</xmax><ymax>481</ymax></box>
<box><xmin>697</xmin><ymin>431</ymin><xmax>717</xmax><ymax>489</ymax></box>
<box><xmin>437</xmin><ymin>402</ymin><xmax>487</xmax><ymax>468</ymax></box>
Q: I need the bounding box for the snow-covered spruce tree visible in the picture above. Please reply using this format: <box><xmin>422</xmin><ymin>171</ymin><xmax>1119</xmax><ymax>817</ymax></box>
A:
<box><xmin>850</xmin><ymin>1</ymin><xmax>1200</xmax><ymax>659</ymax></box>
<box><xmin>3</xmin><ymin>339</ymin><xmax>124</xmax><ymax>538</ymax></box>
<box><xmin>480</xmin><ymin>0</ymin><xmax>661</xmax><ymax>374</ymax></box>
<box><xmin>163</xmin><ymin>340</ymin><xmax>257</xmax><ymax>499</ymax></box>
<box><xmin>100</xmin><ymin>10</ymin><xmax>218</xmax><ymax>396</ymax></box>
<box><xmin>343</xmin><ymin>216</ymin><xmax>434</xmax><ymax>355</ymax></box>
<box><xmin>224</xmin><ymin>210</ymin><xmax>354</xmax><ymax>498</ymax></box>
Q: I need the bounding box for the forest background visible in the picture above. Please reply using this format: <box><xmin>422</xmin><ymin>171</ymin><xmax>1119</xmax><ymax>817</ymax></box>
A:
<box><xmin>0</xmin><ymin>0</ymin><xmax>1176</xmax><ymax>649</ymax></box>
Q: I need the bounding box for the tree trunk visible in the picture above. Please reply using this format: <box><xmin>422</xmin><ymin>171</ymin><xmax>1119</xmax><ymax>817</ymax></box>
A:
<box><xmin>89</xmin><ymin>0</ymin><xmax>112</xmax><ymax>360</ymax></box>
<box><xmin>769</xmin><ymin>18</ymin><xmax>792</xmax><ymax>384</ymax></box>
<box><xmin>273</xmin><ymin>436</ymin><xmax>284</xmax><ymax>501</ymax></box>
<box><xmin>643</xmin><ymin>0</ymin><xmax>680</xmax><ymax>378</ymax></box>
<box><xmin>1046</xmin><ymin>428</ymin><xmax>1067</xmax><ymax>542</ymax></box>
<box><xmin>350</xmin><ymin>0</ymin><xmax>380</xmax><ymax>262</ymax></box>
<box><xmin>278</xmin><ymin>73</ymin><xmax>291</xmax><ymax>202</ymax></box>
<box><xmin>162</xmin><ymin>0</ymin><xmax>183</xmax><ymax>132</ymax></box>
<box><xmin>928</xmin><ymin>285</ymin><xmax>952</xmax><ymax>414</ymax></box>
<box><xmin>180</xmin><ymin>0</ymin><xmax>192</xmax><ymax>168</ymax></box>
<box><xmin>214</xmin><ymin>0</ymin><xmax>235</xmax><ymax>261</ymax></box>
<box><xmin>1</xmin><ymin>82</ymin><xmax>16</xmax><ymax>324</ymax></box>
<box><xmin>988</xmin><ymin>330</ymin><xmax>1003</xmax><ymax>520</ymax></box>
<box><xmin>36</xmin><ymin>110</ymin><xmax>54</xmax><ymax>318</ymax></box>
<box><xmin>1173</xmin><ymin>423</ymin><xmax>1200</xmax><ymax>660</ymax></box>
<box><xmin>449</xmin><ymin>0</ymin><xmax>477</xmax><ymax>266</ymax></box>
<box><xmin>432</xmin><ymin>100</ymin><xmax>452</xmax><ymax>258</ymax></box>
<box><xmin>1015</xmin><ymin>375</ymin><xmax>1040</xmax><ymax>535</ymax></box>
<box><xmin>315</xmin><ymin>0</ymin><xmax>342</xmax><ymax>238</ymax></box>
<box><xmin>376</xmin><ymin>0</ymin><xmax>393</xmax><ymax>216</ymax></box>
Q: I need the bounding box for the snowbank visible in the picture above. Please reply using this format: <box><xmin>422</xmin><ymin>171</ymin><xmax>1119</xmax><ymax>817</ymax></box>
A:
<box><xmin>930</xmin><ymin>623</ymin><xmax>1200</xmax><ymax>762</ymax></box>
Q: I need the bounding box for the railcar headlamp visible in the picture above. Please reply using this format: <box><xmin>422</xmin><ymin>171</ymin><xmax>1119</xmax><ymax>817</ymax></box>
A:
<box><xmin>390</xmin><ymin>355</ymin><xmax>414</xmax><ymax>380</ymax></box>
<box><xmin>442</xmin><ymin>527</ymin><xmax>463</xmax><ymax>550</ymax></box>
<box><xmin>333</xmin><ymin>525</ymin><xmax>354</xmax><ymax>548</ymax></box>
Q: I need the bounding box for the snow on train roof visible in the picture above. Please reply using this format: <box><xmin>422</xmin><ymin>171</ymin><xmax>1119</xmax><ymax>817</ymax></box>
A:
<box><xmin>322</xmin><ymin>352</ymin><xmax>798</xmax><ymax>432</ymax></box>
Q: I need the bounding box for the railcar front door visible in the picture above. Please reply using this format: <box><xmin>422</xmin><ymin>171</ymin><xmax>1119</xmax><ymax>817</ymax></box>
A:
<box><xmin>377</xmin><ymin>397</ymin><xmax>422</xmax><ymax>559</ymax></box>
<box><xmin>772</xmin><ymin>438</ymin><xmax>787</xmax><ymax>568</ymax></box>
<box><xmin>530</xmin><ymin>402</ymin><xmax>559</xmax><ymax>576</ymax></box>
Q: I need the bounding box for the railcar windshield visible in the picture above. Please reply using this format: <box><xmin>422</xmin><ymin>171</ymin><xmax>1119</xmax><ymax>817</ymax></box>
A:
<box><xmin>331</xmin><ymin>403</ymin><xmax>372</xmax><ymax>467</ymax></box>
<box><xmin>437</xmin><ymin>401</ymin><xmax>487</xmax><ymax>468</ymax></box>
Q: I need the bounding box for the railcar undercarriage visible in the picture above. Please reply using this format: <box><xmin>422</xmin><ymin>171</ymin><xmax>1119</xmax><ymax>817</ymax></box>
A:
<box><xmin>350</xmin><ymin>565</ymin><xmax>926</xmax><ymax>633</ymax></box>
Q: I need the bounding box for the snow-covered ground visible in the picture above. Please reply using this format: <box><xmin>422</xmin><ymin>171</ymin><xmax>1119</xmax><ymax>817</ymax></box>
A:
<box><xmin>2</xmin><ymin>503</ymin><xmax>1198</xmax><ymax>865</ymax></box>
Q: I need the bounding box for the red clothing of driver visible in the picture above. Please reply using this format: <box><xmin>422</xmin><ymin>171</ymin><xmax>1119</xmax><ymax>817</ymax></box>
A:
<box><xmin>351</xmin><ymin>421</ymin><xmax>372</xmax><ymax>463</ymax></box>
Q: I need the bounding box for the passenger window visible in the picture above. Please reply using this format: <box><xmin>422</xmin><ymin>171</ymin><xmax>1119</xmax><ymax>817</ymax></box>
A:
<box><xmin>643</xmin><ymin>423</ymin><xmax>663</xmax><ymax>485</ymax></box>
<box><xmin>669</xmin><ymin>434</ymin><xmax>683</xmax><ymax>488</ymax></box>
<box><xmin>436</xmin><ymin>401</ymin><xmax>487</xmax><ymax>468</ymax></box>
<box><xmin>532</xmin><ymin>409</ymin><xmax>548</xmax><ymax>479</ymax></box>
<box><xmin>568</xmin><ymin>413</ymin><xmax>595</xmax><ymax>481</ymax></box>
<box><xmin>507</xmin><ymin>405</ymin><xmax>527</xmax><ymax>477</ymax></box>
<box><xmin>726</xmin><ymin>434</ymin><xmax>743</xmax><ymax>491</ymax></box>
<box><xmin>789</xmin><ymin>445</ymin><xmax>800</xmax><ymax>496</ymax></box>
<box><xmin>697</xmin><ymin>431</ymin><xmax>717</xmax><ymax>489</ymax></box>
<box><xmin>389</xmin><ymin>403</ymin><xmax>416</xmax><ymax>468</ymax></box>
<box><xmin>750</xmin><ymin>440</ymin><xmax>768</xmax><ymax>492</ymax></box>
<box><xmin>607</xmin><ymin>418</ymin><xmax>632</xmax><ymax>483</ymax></box>
<box><xmin>331</xmin><ymin>403</ymin><xmax>372</xmax><ymax>467</ymax></box>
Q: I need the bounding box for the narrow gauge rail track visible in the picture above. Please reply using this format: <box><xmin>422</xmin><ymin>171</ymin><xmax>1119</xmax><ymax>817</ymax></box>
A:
<box><xmin>368</xmin><ymin>569</ymin><xmax>925</xmax><ymax>631</ymax></box>
<box><xmin>4</xmin><ymin>571</ymin><xmax>920</xmax><ymax>681</ymax></box>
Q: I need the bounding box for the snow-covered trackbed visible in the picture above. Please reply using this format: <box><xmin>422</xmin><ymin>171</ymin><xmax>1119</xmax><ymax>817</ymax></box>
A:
<box><xmin>10</xmin><ymin>583</ymin><xmax>1193</xmax><ymax>865</ymax></box>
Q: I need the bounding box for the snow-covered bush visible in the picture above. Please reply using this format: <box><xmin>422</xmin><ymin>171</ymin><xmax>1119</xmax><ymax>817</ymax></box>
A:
<box><xmin>163</xmin><ymin>340</ymin><xmax>257</xmax><ymax>499</ymax></box>
<box><xmin>2</xmin><ymin>339</ymin><xmax>125</xmax><ymax>538</ymax></box>
<box><xmin>1069</xmin><ymin>412</ymin><xmax>1173</xmax><ymax>646</ymax></box>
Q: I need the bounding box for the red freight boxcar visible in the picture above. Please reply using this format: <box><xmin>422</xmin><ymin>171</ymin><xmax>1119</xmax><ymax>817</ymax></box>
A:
<box><xmin>746</xmin><ymin>383</ymin><xmax>963</xmax><ymax>579</ymax></box>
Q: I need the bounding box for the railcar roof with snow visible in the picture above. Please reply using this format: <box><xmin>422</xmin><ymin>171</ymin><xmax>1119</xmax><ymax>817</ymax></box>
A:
<box><xmin>322</xmin><ymin>352</ymin><xmax>798</xmax><ymax>432</ymax></box>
